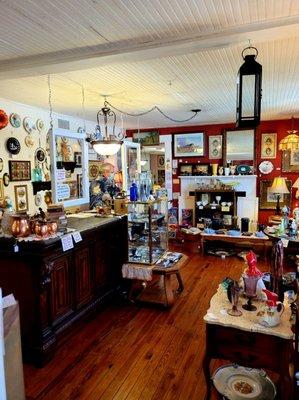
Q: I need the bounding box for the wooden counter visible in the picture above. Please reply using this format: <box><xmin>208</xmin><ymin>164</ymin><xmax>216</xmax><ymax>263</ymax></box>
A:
<box><xmin>0</xmin><ymin>215</ymin><xmax>128</xmax><ymax>366</ymax></box>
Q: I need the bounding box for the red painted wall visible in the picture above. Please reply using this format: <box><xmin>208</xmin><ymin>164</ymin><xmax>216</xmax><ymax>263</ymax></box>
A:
<box><xmin>127</xmin><ymin>118</ymin><xmax>299</xmax><ymax>224</ymax></box>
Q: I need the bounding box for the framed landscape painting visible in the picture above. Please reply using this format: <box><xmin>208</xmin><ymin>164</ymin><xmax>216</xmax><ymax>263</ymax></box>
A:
<box><xmin>259</xmin><ymin>179</ymin><xmax>292</xmax><ymax>209</ymax></box>
<box><xmin>173</xmin><ymin>132</ymin><xmax>205</xmax><ymax>157</ymax></box>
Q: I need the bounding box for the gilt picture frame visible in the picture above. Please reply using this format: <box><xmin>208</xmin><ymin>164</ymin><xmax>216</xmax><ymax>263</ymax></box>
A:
<box><xmin>261</xmin><ymin>133</ymin><xmax>277</xmax><ymax>159</ymax></box>
<box><xmin>259</xmin><ymin>179</ymin><xmax>291</xmax><ymax>209</ymax></box>
<box><xmin>9</xmin><ymin>160</ymin><xmax>31</xmax><ymax>181</ymax></box>
<box><xmin>14</xmin><ymin>184</ymin><xmax>29</xmax><ymax>212</ymax></box>
<box><xmin>209</xmin><ymin>135</ymin><xmax>222</xmax><ymax>159</ymax></box>
<box><xmin>173</xmin><ymin>132</ymin><xmax>205</xmax><ymax>157</ymax></box>
<box><xmin>282</xmin><ymin>150</ymin><xmax>299</xmax><ymax>172</ymax></box>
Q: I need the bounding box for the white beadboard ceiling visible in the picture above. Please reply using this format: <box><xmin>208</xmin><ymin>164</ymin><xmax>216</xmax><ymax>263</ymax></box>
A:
<box><xmin>0</xmin><ymin>0</ymin><xmax>298</xmax><ymax>128</ymax></box>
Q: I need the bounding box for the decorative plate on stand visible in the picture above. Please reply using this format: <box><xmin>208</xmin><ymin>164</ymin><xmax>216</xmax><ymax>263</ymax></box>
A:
<box><xmin>258</xmin><ymin>161</ymin><xmax>274</xmax><ymax>175</ymax></box>
<box><xmin>0</xmin><ymin>109</ymin><xmax>9</xmax><ymax>130</ymax></box>
<box><xmin>25</xmin><ymin>134</ymin><xmax>35</xmax><ymax>148</ymax></box>
<box><xmin>212</xmin><ymin>364</ymin><xmax>276</xmax><ymax>400</ymax></box>
<box><xmin>23</xmin><ymin>117</ymin><xmax>36</xmax><ymax>134</ymax></box>
<box><xmin>36</xmin><ymin>119</ymin><xmax>45</xmax><ymax>132</ymax></box>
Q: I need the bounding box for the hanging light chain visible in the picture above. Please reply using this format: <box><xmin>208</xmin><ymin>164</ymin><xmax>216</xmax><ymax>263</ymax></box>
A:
<box><xmin>104</xmin><ymin>100</ymin><xmax>200</xmax><ymax>123</ymax></box>
<box><xmin>81</xmin><ymin>86</ymin><xmax>87</xmax><ymax>133</ymax></box>
<box><xmin>47</xmin><ymin>75</ymin><xmax>54</xmax><ymax>131</ymax></box>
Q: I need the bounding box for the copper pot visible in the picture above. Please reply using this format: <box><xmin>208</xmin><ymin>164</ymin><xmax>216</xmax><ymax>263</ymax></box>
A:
<box><xmin>47</xmin><ymin>221</ymin><xmax>58</xmax><ymax>235</ymax></box>
<box><xmin>11</xmin><ymin>215</ymin><xmax>30</xmax><ymax>237</ymax></box>
<box><xmin>39</xmin><ymin>222</ymin><xmax>48</xmax><ymax>237</ymax></box>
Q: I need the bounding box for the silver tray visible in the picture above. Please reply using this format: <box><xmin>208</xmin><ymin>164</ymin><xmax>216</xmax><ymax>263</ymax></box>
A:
<box><xmin>212</xmin><ymin>364</ymin><xmax>276</xmax><ymax>400</ymax></box>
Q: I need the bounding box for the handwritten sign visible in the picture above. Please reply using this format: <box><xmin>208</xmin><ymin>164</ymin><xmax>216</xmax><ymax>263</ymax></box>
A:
<box><xmin>61</xmin><ymin>234</ymin><xmax>74</xmax><ymax>252</ymax></box>
<box><xmin>72</xmin><ymin>231</ymin><xmax>82</xmax><ymax>243</ymax></box>
<box><xmin>57</xmin><ymin>184</ymin><xmax>70</xmax><ymax>201</ymax></box>
<box><xmin>56</xmin><ymin>169</ymin><xmax>66</xmax><ymax>181</ymax></box>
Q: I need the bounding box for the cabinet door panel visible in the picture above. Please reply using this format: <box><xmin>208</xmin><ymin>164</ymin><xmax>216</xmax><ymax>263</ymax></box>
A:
<box><xmin>75</xmin><ymin>247</ymin><xmax>92</xmax><ymax>307</ymax></box>
<box><xmin>95</xmin><ymin>239</ymin><xmax>109</xmax><ymax>291</ymax></box>
<box><xmin>50</xmin><ymin>255</ymin><xmax>72</xmax><ymax>323</ymax></box>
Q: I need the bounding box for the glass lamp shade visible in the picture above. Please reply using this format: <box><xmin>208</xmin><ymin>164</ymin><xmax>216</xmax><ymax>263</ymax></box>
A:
<box><xmin>279</xmin><ymin>130</ymin><xmax>299</xmax><ymax>151</ymax></box>
<box><xmin>269</xmin><ymin>177</ymin><xmax>289</xmax><ymax>195</ymax></box>
<box><xmin>91</xmin><ymin>139</ymin><xmax>122</xmax><ymax>156</ymax></box>
<box><xmin>292</xmin><ymin>177</ymin><xmax>299</xmax><ymax>198</ymax></box>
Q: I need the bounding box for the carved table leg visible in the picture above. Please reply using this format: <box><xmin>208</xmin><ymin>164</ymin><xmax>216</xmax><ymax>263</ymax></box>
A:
<box><xmin>163</xmin><ymin>274</ymin><xmax>175</xmax><ymax>307</ymax></box>
<box><xmin>175</xmin><ymin>271</ymin><xmax>184</xmax><ymax>292</ymax></box>
<box><xmin>203</xmin><ymin>351</ymin><xmax>212</xmax><ymax>400</ymax></box>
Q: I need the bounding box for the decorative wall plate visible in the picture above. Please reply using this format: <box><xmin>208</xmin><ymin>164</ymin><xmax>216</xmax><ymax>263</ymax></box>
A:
<box><xmin>3</xmin><ymin>173</ymin><xmax>10</xmax><ymax>186</ymax></box>
<box><xmin>9</xmin><ymin>113</ymin><xmax>21</xmax><ymax>128</ymax></box>
<box><xmin>258</xmin><ymin>161</ymin><xmax>274</xmax><ymax>175</ymax></box>
<box><xmin>236</xmin><ymin>164</ymin><xmax>251</xmax><ymax>175</ymax></box>
<box><xmin>35</xmin><ymin>193</ymin><xmax>42</xmax><ymax>207</ymax></box>
<box><xmin>0</xmin><ymin>157</ymin><xmax>3</xmax><ymax>172</ymax></box>
<box><xmin>25</xmin><ymin>134</ymin><xmax>35</xmax><ymax>148</ymax></box>
<box><xmin>23</xmin><ymin>117</ymin><xmax>36</xmax><ymax>134</ymax></box>
<box><xmin>36</xmin><ymin>119</ymin><xmax>45</xmax><ymax>132</ymax></box>
<box><xmin>0</xmin><ymin>109</ymin><xmax>9</xmax><ymax>130</ymax></box>
<box><xmin>35</xmin><ymin>147</ymin><xmax>46</xmax><ymax>163</ymax></box>
<box><xmin>6</xmin><ymin>137</ymin><xmax>21</xmax><ymax>154</ymax></box>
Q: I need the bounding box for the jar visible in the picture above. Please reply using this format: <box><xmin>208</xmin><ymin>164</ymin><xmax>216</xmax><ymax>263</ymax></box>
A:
<box><xmin>11</xmin><ymin>215</ymin><xmax>30</xmax><ymax>237</ymax></box>
<box><xmin>47</xmin><ymin>221</ymin><xmax>58</xmax><ymax>235</ymax></box>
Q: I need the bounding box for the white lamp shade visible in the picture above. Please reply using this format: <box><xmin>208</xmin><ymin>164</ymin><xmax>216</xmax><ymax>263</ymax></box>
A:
<box><xmin>92</xmin><ymin>140</ymin><xmax>122</xmax><ymax>156</ymax></box>
<box><xmin>269</xmin><ymin>177</ymin><xmax>289</xmax><ymax>194</ymax></box>
<box><xmin>292</xmin><ymin>177</ymin><xmax>299</xmax><ymax>188</ymax></box>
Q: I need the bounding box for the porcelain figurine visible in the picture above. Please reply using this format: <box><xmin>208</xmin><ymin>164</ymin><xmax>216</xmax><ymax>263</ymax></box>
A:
<box><xmin>257</xmin><ymin>289</ymin><xmax>284</xmax><ymax>327</ymax></box>
<box><xmin>218</xmin><ymin>166</ymin><xmax>223</xmax><ymax>175</ymax></box>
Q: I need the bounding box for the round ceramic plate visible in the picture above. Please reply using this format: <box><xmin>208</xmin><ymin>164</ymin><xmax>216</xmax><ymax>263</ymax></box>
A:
<box><xmin>0</xmin><ymin>109</ymin><xmax>9</xmax><ymax>130</ymax></box>
<box><xmin>23</xmin><ymin>117</ymin><xmax>36</xmax><ymax>134</ymax></box>
<box><xmin>35</xmin><ymin>147</ymin><xmax>46</xmax><ymax>163</ymax></box>
<box><xmin>258</xmin><ymin>161</ymin><xmax>274</xmax><ymax>175</ymax></box>
<box><xmin>35</xmin><ymin>193</ymin><xmax>42</xmax><ymax>207</ymax></box>
<box><xmin>6</xmin><ymin>137</ymin><xmax>21</xmax><ymax>154</ymax></box>
<box><xmin>212</xmin><ymin>365</ymin><xmax>276</xmax><ymax>400</ymax></box>
<box><xmin>9</xmin><ymin>113</ymin><xmax>21</xmax><ymax>128</ymax></box>
<box><xmin>36</xmin><ymin>119</ymin><xmax>45</xmax><ymax>132</ymax></box>
<box><xmin>0</xmin><ymin>157</ymin><xmax>3</xmax><ymax>172</ymax></box>
<box><xmin>236</xmin><ymin>165</ymin><xmax>251</xmax><ymax>175</ymax></box>
<box><xmin>3</xmin><ymin>173</ymin><xmax>10</xmax><ymax>186</ymax></box>
<box><xmin>25</xmin><ymin>134</ymin><xmax>35</xmax><ymax>148</ymax></box>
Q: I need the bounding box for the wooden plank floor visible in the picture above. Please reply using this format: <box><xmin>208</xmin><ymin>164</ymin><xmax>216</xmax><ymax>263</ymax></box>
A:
<box><xmin>24</xmin><ymin>245</ymin><xmax>275</xmax><ymax>400</ymax></box>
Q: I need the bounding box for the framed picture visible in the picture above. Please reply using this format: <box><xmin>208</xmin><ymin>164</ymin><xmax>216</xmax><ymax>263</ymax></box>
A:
<box><xmin>192</xmin><ymin>164</ymin><xmax>209</xmax><ymax>176</ymax></box>
<box><xmin>88</xmin><ymin>160</ymin><xmax>102</xmax><ymax>180</ymax></box>
<box><xmin>14</xmin><ymin>185</ymin><xmax>29</xmax><ymax>212</ymax></box>
<box><xmin>0</xmin><ymin>178</ymin><xmax>4</xmax><ymax>204</ymax></box>
<box><xmin>209</xmin><ymin>135</ymin><xmax>222</xmax><ymax>159</ymax></box>
<box><xmin>179</xmin><ymin>164</ymin><xmax>193</xmax><ymax>176</ymax></box>
<box><xmin>173</xmin><ymin>132</ymin><xmax>204</xmax><ymax>157</ymax></box>
<box><xmin>261</xmin><ymin>133</ymin><xmax>277</xmax><ymax>159</ymax></box>
<box><xmin>9</xmin><ymin>160</ymin><xmax>31</xmax><ymax>181</ymax></box>
<box><xmin>259</xmin><ymin>179</ymin><xmax>292</xmax><ymax>209</ymax></box>
<box><xmin>132</xmin><ymin>130</ymin><xmax>159</xmax><ymax>146</ymax></box>
<box><xmin>74</xmin><ymin>151</ymin><xmax>82</xmax><ymax>167</ymax></box>
<box><xmin>158</xmin><ymin>155</ymin><xmax>165</xmax><ymax>168</ymax></box>
<box><xmin>282</xmin><ymin>150</ymin><xmax>299</xmax><ymax>172</ymax></box>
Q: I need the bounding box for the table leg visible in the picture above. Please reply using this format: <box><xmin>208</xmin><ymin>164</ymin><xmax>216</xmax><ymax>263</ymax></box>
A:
<box><xmin>203</xmin><ymin>351</ymin><xmax>211</xmax><ymax>400</ymax></box>
<box><xmin>279</xmin><ymin>343</ymin><xmax>293</xmax><ymax>400</ymax></box>
<box><xmin>175</xmin><ymin>272</ymin><xmax>184</xmax><ymax>292</ymax></box>
<box><xmin>163</xmin><ymin>275</ymin><xmax>175</xmax><ymax>307</ymax></box>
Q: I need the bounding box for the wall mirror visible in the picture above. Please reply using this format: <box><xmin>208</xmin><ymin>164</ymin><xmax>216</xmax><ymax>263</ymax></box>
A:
<box><xmin>50</xmin><ymin>128</ymin><xmax>89</xmax><ymax>207</ymax></box>
<box><xmin>121</xmin><ymin>140</ymin><xmax>141</xmax><ymax>194</ymax></box>
<box><xmin>223</xmin><ymin>129</ymin><xmax>255</xmax><ymax>166</ymax></box>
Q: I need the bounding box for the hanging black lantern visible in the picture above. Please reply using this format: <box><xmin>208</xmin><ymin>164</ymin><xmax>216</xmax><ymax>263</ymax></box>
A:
<box><xmin>236</xmin><ymin>46</ymin><xmax>262</xmax><ymax>128</ymax></box>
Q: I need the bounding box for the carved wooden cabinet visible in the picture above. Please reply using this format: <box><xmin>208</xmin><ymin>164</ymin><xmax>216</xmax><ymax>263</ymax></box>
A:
<box><xmin>0</xmin><ymin>216</ymin><xmax>128</xmax><ymax>365</ymax></box>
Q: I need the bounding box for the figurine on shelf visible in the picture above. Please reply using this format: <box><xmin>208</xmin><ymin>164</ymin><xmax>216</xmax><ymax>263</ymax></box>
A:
<box><xmin>257</xmin><ymin>289</ymin><xmax>284</xmax><ymax>327</ymax></box>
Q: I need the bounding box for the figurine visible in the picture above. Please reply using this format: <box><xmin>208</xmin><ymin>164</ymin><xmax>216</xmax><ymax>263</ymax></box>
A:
<box><xmin>242</xmin><ymin>251</ymin><xmax>263</xmax><ymax>311</ymax></box>
<box><xmin>257</xmin><ymin>289</ymin><xmax>284</xmax><ymax>327</ymax></box>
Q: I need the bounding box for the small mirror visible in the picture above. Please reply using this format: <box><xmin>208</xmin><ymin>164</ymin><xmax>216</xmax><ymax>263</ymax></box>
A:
<box><xmin>223</xmin><ymin>129</ymin><xmax>255</xmax><ymax>165</ymax></box>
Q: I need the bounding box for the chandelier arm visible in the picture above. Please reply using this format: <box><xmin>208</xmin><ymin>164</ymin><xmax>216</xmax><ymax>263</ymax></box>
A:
<box><xmin>105</xmin><ymin>101</ymin><xmax>199</xmax><ymax>123</ymax></box>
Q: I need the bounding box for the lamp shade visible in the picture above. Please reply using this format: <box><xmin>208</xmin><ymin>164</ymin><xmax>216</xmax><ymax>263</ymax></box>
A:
<box><xmin>279</xmin><ymin>130</ymin><xmax>299</xmax><ymax>151</ymax></box>
<box><xmin>292</xmin><ymin>178</ymin><xmax>299</xmax><ymax>188</ymax></box>
<box><xmin>269</xmin><ymin>177</ymin><xmax>289</xmax><ymax>194</ymax></box>
<box><xmin>91</xmin><ymin>139</ymin><xmax>122</xmax><ymax>156</ymax></box>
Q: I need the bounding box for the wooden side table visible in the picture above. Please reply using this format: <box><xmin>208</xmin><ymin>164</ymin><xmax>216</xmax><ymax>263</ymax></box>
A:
<box><xmin>203</xmin><ymin>287</ymin><xmax>294</xmax><ymax>400</ymax></box>
<box><xmin>122</xmin><ymin>254</ymin><xmax>188</xmax><ymax>307</ymax></box>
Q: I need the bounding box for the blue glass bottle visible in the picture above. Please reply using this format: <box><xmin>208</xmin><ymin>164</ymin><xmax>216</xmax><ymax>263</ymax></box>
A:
<box><xmin>130</xmin><ymin>182</ymin><xmax>138</xmax><ymax>201</ymax></box>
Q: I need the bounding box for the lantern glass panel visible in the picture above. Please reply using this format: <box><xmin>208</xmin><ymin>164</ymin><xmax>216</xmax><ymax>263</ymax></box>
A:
<box><xmin>241</xmin><ymin>75</ymin><xmax>255</xmax><ymax>118</ymax></box>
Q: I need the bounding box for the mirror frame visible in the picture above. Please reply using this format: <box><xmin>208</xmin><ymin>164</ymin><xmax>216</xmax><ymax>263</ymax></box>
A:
<box><xmin>50</xmin><ymin>128</ymin><xmax>89</xmax><ymax>207</ymax></box>
<box><xmin>121</xmin><ymin>140</ymin><xmax>141</xmax><ymax>194</ymax></box>
<box><xmin>222</xmin><ymin>128</ymin><xmax>256</xmax><ymax>168</ymax></box>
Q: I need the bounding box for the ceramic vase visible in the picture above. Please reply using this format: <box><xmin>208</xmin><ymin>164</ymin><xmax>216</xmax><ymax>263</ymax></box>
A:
<box><xmin>224</xmin><ymin>167</ymin><xmax>230</xmax><ymax>176</ymax></box>
<box><xmin>211</xmin><ymin>163</ymin><xmax>218</xmax><ymax>176</ymax></box>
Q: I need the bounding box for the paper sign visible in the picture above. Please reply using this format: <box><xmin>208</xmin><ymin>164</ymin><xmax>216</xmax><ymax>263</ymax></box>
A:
<box><xmin>56</xmin><ymin>169</ymin><xmax>66</xmax><ymax>181</ymax></box>
<box><xmin>198</xmin><ymin>206</ymin><xmax>203</xmax><ymax>210</ymax></box>
<box><xmin>221</xmin><ymin>206</ymin><xmax>230</xmax><ymax>212</ymax></box>
<box><xmin>57</xmin><ymin>184</ymin><xmax>70</xmax><ymax>201</ymax></box>
<box><xmin>72</xmin><ymin>231</ymin><xmax>82</xmax><ymax>243</ymax></box>
<box><xmin>61</xmin><ymin>234</ymin><xmax>74</xmax><ymax>251</ymax></box>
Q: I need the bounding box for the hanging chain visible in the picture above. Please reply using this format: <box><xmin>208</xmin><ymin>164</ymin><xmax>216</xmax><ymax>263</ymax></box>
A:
<box><xmin>104</xmin><ymin>100</ymin><xmax>200</xmax><ymax>123</ymax></box>
<box><xmin>81</xmin><ymin>86</ymin><xmax>87</xmax><ymax>133</ymax></box>
<box><xmin>47</xmin><ymin>75</ymin><xmax>54</xmax><ymax>131</ymax></box>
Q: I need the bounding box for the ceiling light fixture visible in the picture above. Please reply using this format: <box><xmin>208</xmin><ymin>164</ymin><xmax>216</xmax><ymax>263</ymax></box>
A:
<box><xmin>236</xmin><ymin>44</ymin><xmax>262</xmax><ymax>128</ymax></box>
<box><xmin>279</xmin><ymin>117</ymin><xmax>299</xmax><ymax>151</ymax></box>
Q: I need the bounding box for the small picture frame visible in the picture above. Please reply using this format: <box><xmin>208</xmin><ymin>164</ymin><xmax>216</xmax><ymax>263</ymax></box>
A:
<box><xmin>209</xmin><ymin>135</ymin><xmax>222</xmax><ymax>159</ymax></box>
<box><xmin>132</xmin><ymin>130</ymin><xmax>159</xmax><ymax>146</ymax></box>
<box><xmin>179</xmin><ymin>164</ymin><xmax>193</xmax><ymax>176</ymax></box>
<box><xmin>192</xmin><ymin>164</ymin><xmax>209</xmax><ymax>176</ymax></box>
<box><xmin>14</xmin><ymin>184</ymin><xmax>29</xmax><ymax>212</ymax></box>
<box><xmin>261</xmin><ymin>133</ymin><xmax>277</xmax><ymax>159</ymax></box>
<box><xmin>74</xmin><ymin>151</ymin><xmax>82</xmax><ymax>168</ymax></box>
<box><xmin>259</xmin><ymin>179</ymin><xmax>291</xmax><ymax>209</ymax></box>
<box><xmin>158</xmin><ymin>155</ymin><xmax>165</xmax><ymax>168</ymax></box>
<box><xmin>9</xmin><ymin>160</ymin><xmax>31</xmax><ymax>181</ymax></box>
<box><xmin>282</xmin><ymin>150</ymin><xmax>299</xmax><ymax>172</ymax></box>
<box><xmin>173</xmin><ymin>132</ymin><xmax>205</xmax><ymax>157</ymax></box>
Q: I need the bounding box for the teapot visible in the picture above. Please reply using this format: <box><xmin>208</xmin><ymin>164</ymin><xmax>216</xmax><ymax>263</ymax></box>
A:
<box><xmin>257</xmin><ymin>289</ymin><xmax>284</xmax><ymax>327</ymax></box>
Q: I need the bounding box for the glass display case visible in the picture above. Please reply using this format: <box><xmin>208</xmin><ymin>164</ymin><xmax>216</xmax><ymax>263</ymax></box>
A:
<box><xmin>127</xmin><ymin>199</ymin><xmax>168</xmax><ymax>264</ymax></box>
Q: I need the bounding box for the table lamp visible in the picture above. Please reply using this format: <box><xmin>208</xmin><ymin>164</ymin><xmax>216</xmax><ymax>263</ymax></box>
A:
<box><xmin>269</xmin><ymin>177</ymin><xmax>289</xmax><ymax>215</ymax></box>
<box><xmin>292</xmin><ymin>177</ymin><xmax>299</xmax><ymax>199</ymax></box>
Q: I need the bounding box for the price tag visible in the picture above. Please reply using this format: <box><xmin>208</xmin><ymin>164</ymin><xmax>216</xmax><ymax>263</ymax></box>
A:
<box><xmin>281</xmin><ymin>238</ymin><xmax>289</xmax><ymax>248</ymax></box>
<box><xmin>221</xmin><ymin>206</ymin><xmax>230</xmax><ymax>212</ymax></box>
<box><xmin>61</xmin><ymin>234</ymin><xmax>74</xmax><ymax>251</ymax></box>
<box><xmin>199</xmin><ymin>206</ymin><xmax>203</xmax><ymax>210</ymax></box>
<box><xmin>72</xmin><ymin>231</ymin><xmax>82</xmax><ymax>243</ymax></box>
<box><xmin>13</xmin><ymin>244</ymin><xmax>19</xmax><ymax>253</ymax></box>
<box><xmin>211</xmin><ymin>206</ymin><xmax>216</xmax><ymax>210</ymax></box>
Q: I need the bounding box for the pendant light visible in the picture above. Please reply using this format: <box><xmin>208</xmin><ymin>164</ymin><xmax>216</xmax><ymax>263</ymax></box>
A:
<box><xmin>90</xmin><ymin>101</ymin><xmax>124</xmax><ymax>156</ymax></box>
<box><xmin>236</xmin><ymin>45</ymin><xmax>262</xmax><ymax>128</ymax></box>
<box><xmin>279</xmin><ymin>117</ymin><xmax>299</xmax><ymax>151</ymax></box>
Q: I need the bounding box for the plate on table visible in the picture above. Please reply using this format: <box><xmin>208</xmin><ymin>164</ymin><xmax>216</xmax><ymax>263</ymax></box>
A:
<box><xmin>212</xmin><ymin>364</ymin><xmax>276</xmax><ymax>400</ymax></box>
<box><xmin>258</xmin><ymin>161</ymin><xmax>274</xmax><ymax>175</ymax></box>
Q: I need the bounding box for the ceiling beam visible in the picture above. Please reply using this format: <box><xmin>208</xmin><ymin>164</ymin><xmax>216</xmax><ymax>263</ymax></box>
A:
<box><xmin>0</xmin><ymin>15</ymin><xmax>299</xmax><ymax>80</ymax></box>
